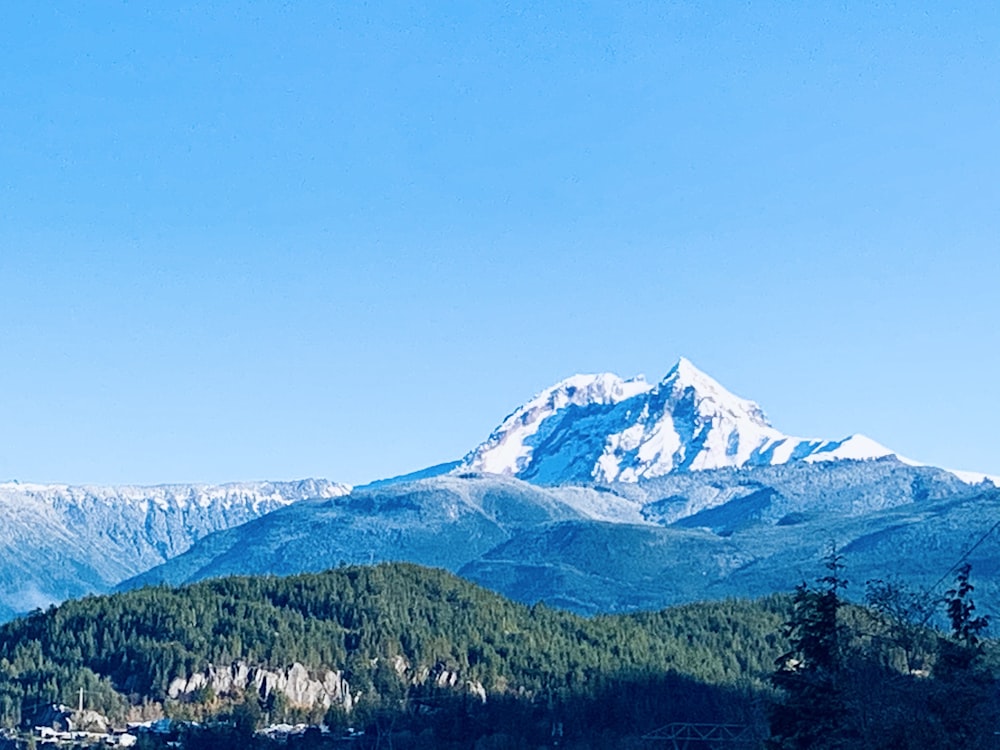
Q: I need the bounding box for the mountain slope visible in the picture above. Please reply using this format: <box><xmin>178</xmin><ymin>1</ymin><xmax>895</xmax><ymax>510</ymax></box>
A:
<box><xmin>462</xmin><ymin>484</ymin><xmax>1000</xmax><ymax>616</ymax></box>
<box><xmin>122</xmin><ymin>474</ymin><xmax>593</xmax><ymax>588</ymax></box>
<box><xmin>458</xmin><ymin>358</ymin><xmax>912</xmax><ymax>484</ymax></box>
<box><xmin>0</xmin><ymin>479</ymin><xmax>349</xmax><ymax>620</ymax></box>
<box><xmin>123</xmin><ymin>461</ymin><xmax>1000</xmax><ymax>617</ymax></box>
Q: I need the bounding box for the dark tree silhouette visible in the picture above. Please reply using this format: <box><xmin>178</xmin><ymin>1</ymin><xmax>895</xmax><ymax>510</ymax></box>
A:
<box><xmin>768</xmin><ymin>547</ymin><xmax>850</xmax><ymax>749</ymax></box>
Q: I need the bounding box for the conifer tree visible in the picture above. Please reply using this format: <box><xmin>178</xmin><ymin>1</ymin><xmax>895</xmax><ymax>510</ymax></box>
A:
<box><xmin>768</xmin><ymin>547</ymin><xmax>849</xmax><ymax>749</ymax></box>
<box><xmin>945</xmin><ymin>563</ymin><xmax>989</xmax><ymax>649</ymax></box>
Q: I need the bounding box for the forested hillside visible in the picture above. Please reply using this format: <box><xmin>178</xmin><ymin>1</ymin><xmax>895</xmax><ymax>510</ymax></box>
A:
<box><xmin>0</xmin><ymin>564</ymin><xmax>785</xmax><ymax>738</ymax></box>
<box><xmin>1</xmin><ymin>562</ymin><xmax>998</xmax><ymax>749</ymax></box>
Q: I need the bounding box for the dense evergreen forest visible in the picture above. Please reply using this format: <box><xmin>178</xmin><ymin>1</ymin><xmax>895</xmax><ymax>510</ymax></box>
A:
<box><xmin>0</xmin><ymin>562</ymin><xmax>997</xmax><ymax>748</ymax></box>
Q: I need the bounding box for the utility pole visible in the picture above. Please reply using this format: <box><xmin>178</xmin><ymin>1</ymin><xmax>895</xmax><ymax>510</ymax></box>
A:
<box><xmin>78</xmin><ymin>688</ymin><xmax>84</xmax><ymax>714</ymax></box>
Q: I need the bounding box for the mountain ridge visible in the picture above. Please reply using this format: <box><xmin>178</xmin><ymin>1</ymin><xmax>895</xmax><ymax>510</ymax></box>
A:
<box><xmin>457</xmin><ymin>357</ymin><xmax>995</xmax><ymax>486</ymax></box>
<box><xmin>0</xmin><ymin>479</ymin><xmax>351</xmax><ymax>620</ymax></box>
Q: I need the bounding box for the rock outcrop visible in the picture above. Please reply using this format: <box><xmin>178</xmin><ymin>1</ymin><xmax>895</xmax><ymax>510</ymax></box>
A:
<box><xmin>168</xmin><ymin>659</ymin><xmax>487</xmax><ymax>710</ymax></box>
<box><xmin>168</xmin><ymin>662</ymin><xmax>356</xmax><ymax>710</ymax></box>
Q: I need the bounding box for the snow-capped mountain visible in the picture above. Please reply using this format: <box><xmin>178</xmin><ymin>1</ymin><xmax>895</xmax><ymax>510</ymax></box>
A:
<box><xmin>6</xmin><ymin>357</ymin><xmax>997</xmax><ymax>621</ymax></box>
<box><xmin>0</xmin><ymin>478</ymin><xmax>349</xmax><ymax>620</ymax></box>
<box><xmin>459</xmin><ymin>358</ymin><xmax>907</xmax><ymax>484</ymax></box>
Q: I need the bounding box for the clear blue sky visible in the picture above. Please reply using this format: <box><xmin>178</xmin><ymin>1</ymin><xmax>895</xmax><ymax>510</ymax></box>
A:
<box><xmin>2</xmin><ymin>2</ymin><xmax>998</xmax><ymax>485</ymax></box>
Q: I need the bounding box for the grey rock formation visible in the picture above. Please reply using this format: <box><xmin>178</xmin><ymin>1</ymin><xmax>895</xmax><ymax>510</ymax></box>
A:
<box><xmin>167</xmin><ymin>659</ymin><xmax>486</xmax><ymax>711</ymax></box>
<box><xmin>168</xmin><ymin>662</ymin><xmax>356</xmax><ymax>710</ymax></box>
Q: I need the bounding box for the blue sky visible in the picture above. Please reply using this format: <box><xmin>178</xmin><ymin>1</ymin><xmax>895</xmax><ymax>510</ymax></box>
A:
<box><xmin>2</xmin><ymin>2</ymin><xmax>998</xmax><ymax>485</ymax></box>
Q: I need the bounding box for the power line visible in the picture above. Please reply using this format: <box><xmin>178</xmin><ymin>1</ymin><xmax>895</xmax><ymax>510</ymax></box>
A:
<box><xmin>916</xmin><ymin>516</ymin><xmax>1000</xmax><ymax>626</ymax></box>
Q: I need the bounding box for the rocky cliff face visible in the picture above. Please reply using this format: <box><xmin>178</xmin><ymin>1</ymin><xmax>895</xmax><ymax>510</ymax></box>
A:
<box><xmin>168</xmin><ymin>662</ymin><xmax>357</xmax><ymax>710</ymax></box>
<box><xmin>167</xmin><ymin>659</ymin><xmax>487</xmax><ymax>710</ymax></box>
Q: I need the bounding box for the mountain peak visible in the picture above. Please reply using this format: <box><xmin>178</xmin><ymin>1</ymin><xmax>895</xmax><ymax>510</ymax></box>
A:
<box><xmin>663</xmin><ymin>357</ymin><xmax>732</xmax><ymax>396</ymax></box>
<box><xmin>458</xmin><ymin>360</ymin><xmax>902</xmax><ymax>483</ymax></box>
<box><xmin>668</xmin><ymin>355</ymin><xmax>699</xmax><ymax>377</ymax></box>
<box><xmin>663</xmin><ymin>357</ymin><xmax>707</xmax><ymax>390</ymax></box>
<box><xmin>660</xmin><ymin>358</ymin><xmax>772</xmax><ymax>431</ymax></box>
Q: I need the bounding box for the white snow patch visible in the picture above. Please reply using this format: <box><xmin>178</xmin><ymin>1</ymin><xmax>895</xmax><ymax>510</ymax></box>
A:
<box><xmin>945</xmin><ymin>469</ymin><xmax>1000</xmax><ymax>486</ymax></box>
<box><xmin>466</xmin><ymin>372</ymin><xmax>652</xmax><ymax>476</ymax></box>
<box><xmin>803</xmin><ymin>434</ymin><xmax>897</xmax><ymax>463</ymax></box>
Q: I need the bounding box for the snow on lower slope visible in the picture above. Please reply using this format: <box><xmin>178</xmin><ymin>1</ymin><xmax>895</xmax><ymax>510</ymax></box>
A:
<box><xmin>120</xmin><ymin>474</ymin><xmax>602</xmax><ymax>589</ymax></box>
<box><xmin>0</xmin><ymin>478</ymin><xmax>351</xmax><ymax>620</ymax></box>
<box><xmin>0</xmin><ymin>478</ymin><xmax>350</xmax><ymax>513</ymax></box>
<box><xmin>122</xmin><ymin>462</ymin><xmax>994</xmax><ymax>616</ymax></box>
<box><xmin>459</xmin><ymin>358</ymin><xmax>991</xmax><ymax>486</ymax></box>
<box><xmin>946</xmin><ymin>469</ymin><xmax>1000</xmax><ymax>485</ymax></box>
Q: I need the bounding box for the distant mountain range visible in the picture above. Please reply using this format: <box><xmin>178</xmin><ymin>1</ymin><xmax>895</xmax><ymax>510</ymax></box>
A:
<box><xmin>0</xmin><ymin>479</ymin><xmax>348</xmax><ymax>620</ymax></box>
<box><xmin>2</xmin><ymin>358</ymin><xmax>996</xmax><ymax>620</ymax></box>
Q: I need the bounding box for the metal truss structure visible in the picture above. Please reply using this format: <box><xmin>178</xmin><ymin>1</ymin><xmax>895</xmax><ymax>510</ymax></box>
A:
<box><xmin>642</xmin><ymin>722</ymin><xmax>756</xmax><ymax>749</ymax></box>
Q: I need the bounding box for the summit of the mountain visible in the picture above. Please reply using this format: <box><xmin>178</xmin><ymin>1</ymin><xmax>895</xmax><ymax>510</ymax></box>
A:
<box><xmin>459</xmin><ymin>358</ymin><xmax>902</xmax><ymax>483</ymax></box>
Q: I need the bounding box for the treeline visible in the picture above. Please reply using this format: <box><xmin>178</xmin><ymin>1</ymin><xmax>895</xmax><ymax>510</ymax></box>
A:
<box><xmin>0</xmin><ymin>563</ymin><xmax>786</xmax><ymax>742</ymax></box>
<box><xmin>768</xmin><ymin>556</ymin><xmax>1000</xmax><ymax>749</ymax></box>
<box><xmin>2</xmin><ymin>561</ymin><xmax>996</xmax><ymax>749</ymax></box>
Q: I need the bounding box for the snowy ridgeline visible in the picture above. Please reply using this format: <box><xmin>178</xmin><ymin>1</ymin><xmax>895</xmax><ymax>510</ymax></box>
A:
<box><xmin>457</xmin><ymin>358</ymin><xmax>997</xmax><ymax>486</ymax></box>
<box><xmin>0</xmin><ymin>479</ymin><xmax>349</xmax><ymax>620</ymax></box>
